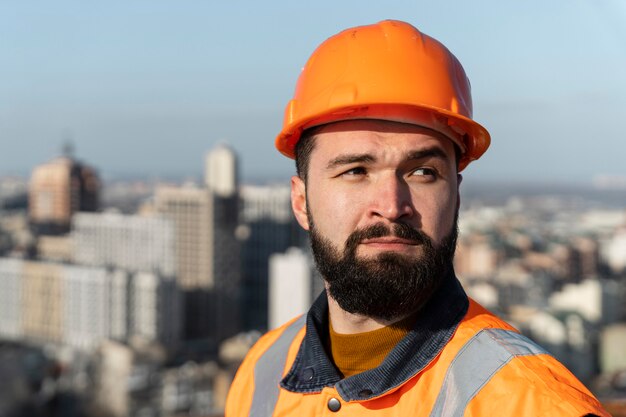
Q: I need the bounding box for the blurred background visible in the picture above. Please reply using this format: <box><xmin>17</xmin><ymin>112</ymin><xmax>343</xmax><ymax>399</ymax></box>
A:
<box><xmin>1</xmin><ymin>1</ymin><xmax>625</xmax><ymax>416</ymax></box>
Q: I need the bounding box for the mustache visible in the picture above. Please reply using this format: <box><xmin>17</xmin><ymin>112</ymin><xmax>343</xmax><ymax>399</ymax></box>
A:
<box><xmin>345</xmin><ymin>222</ymin><xmax>430</xmax><ymax>251</ymax></box>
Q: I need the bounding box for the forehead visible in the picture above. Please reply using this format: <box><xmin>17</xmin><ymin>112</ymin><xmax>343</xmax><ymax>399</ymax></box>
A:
<box><xmin>310</xmin><ymin>119</ymin><xmax>457</xmax><ymax>163</ymax></box>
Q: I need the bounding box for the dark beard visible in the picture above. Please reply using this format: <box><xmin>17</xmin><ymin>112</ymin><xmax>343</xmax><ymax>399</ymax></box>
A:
<box><xmin>309</xmin><ymin>218</ymin><xmax>458</xmax><ymax>321</ymax></box>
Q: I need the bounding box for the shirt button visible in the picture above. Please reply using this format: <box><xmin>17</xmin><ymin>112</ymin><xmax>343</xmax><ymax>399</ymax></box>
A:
<box><xmin>327</xmin><ymin>397</ymin><xmax>341</xmax><ymax>412</ymax></box>
<box><xmin>301</xmin><ymin>367</ymin><xmax>315</xmax><ymax>381</ymax></box>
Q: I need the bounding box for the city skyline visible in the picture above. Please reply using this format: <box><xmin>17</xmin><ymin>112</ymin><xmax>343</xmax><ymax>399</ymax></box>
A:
<box><xmin>0</xmin><ymin>137</ymin><xmax>625</xmax><ymax>414</ymax></box>
<box><xmin>2</xmin><ymin>1</ymin><xmax>626</xmax><ymax>184</ymax></box>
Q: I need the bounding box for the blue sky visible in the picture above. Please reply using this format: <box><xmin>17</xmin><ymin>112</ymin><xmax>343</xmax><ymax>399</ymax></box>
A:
<box><xmin>1</xmin><ymin>1</ymin><xmax>625</xmax><ymax>184</ymax></box>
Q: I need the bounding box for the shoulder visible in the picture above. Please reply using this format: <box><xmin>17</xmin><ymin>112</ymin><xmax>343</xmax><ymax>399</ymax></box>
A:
<box><xmin>225</xmin><ymin>315</ymin><xmax>306</xmax><ymax>416</ymax></box>
<box><xmin>249</xmin><ymin>315</ymin><xmax>307</xmax><ymax>366</ymax></box>
<box><xmin>453</xmin><ymin>300</ymin><xmax>608</xmax><ymax>416</ymax></box>
<box><xmin>469</xmin><ymin>346</ymin><xmax>609</xmax><ymax>416</ymax></box>
<box><xmin>460</xmin><ymin>298</ymin><xmax>518</xmax><ymax>332</ymax></box>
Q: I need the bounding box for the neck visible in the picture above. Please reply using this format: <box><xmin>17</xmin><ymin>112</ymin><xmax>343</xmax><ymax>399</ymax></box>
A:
<box><xmin>327</xmin><ymin>294</ymin><xmax>410</xmax><ymax>334</ymax></box>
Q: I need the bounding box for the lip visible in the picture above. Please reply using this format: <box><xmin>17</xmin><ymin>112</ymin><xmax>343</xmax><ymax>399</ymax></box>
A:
<box><xmin>360</xmin><ymin>237</ymin><xmax>420</xmax><ymax>246</ymax></box>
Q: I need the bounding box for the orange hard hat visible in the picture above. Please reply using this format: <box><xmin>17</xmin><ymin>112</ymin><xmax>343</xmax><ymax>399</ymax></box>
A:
<box><xmin>275</xmin><ymin>20</ymin><xmax>490</xmax><ymax>171</ymax></box>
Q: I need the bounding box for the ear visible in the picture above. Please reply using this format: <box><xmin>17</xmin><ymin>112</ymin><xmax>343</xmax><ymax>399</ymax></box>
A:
<box><xmin>291</xmin><ymin>175</ymin><xmax>310</xmax><ymax>231</ymax></box>
<box><xmin>456</xmin><ymin>174</ymin><xmax>463</xmax><ymax>211</ymax></box>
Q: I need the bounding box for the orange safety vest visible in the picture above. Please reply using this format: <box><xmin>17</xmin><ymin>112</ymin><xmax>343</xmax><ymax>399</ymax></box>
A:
<box><xmin>227</xmin><ymin>277</ymin><xmax>609</xmax><ymax>417</ymax></box>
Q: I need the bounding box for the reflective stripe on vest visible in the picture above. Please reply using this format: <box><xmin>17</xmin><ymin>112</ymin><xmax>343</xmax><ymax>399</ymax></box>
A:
<box><xmin>429</xmin><ymin>328</ymin><xmax>548</xmax><ymax>417</ymax></box>
<box><xmin>250</xmin><ymin>315</ymin><xmax>306</xmax><ymax>417</ymax></box>
<box><xmin>249</xmin><ymin>323</ymin><xmax>548</xmax><ymax>417</ymax></box>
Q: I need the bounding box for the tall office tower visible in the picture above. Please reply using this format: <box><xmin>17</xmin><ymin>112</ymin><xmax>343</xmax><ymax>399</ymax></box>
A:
<box><xmin>205</xmin><ymin>144</ymin><xmax>242</xmax><ymax>343</ymax></box>
<box><xmin>72</xmin><ymin>212</ymin><xmax>176</xmax><ymax>277</ymax></box>
<box><xmin>205</xmin><ymin>144</ymin><xmax>240</xmax><ymax>290</ymax></box>
<box><xmin>205</xmin><ymin>143</ymin><xmax>238</xmax><ymax>197</ymax></box>
<box><xmin>155</xmin><ymin>184</ymin><xmax>214</xmax><ymax>342</ymax></box>
<box><xmin>268</xmin><ymin>247</ymin><xmax>321</xmax><ymax>330</ymax></box>
<box><xmin>153</xmin><ymin>144</ymin><xmax>243</xmax><ymax>344</ymax></box>
<box><xmin>239</xmin><ymin>184</ymin><xmax>307</xmax><ymax>331</ymax></box>
<box><xmin>28</xmin><ymin>149</ymin><xmax>100</xmax><ymax>235</ymax></box>
<box><xmin>155</xmin><ymin>185</ymin><xmax>213</xmax><ymax>288</ymax></box>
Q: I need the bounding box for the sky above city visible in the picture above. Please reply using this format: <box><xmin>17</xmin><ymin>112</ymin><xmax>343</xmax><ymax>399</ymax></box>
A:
<box><xmin>1</xmin><ymin>1</ymin><xmax>626</xmax><ymax>184</ymax></box>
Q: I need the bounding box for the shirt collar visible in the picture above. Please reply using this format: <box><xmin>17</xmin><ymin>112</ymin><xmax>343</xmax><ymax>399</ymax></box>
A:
<box><xmin>281</xmin><ymin>270</ymin><xmax>469</xmax><ymax>401</ymax></box>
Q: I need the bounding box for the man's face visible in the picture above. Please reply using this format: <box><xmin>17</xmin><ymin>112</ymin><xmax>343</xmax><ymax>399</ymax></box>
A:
<box><xmin>291</xmin><ymin>120</ymin><xmax>461</xmax><ymax>320</ymax></box>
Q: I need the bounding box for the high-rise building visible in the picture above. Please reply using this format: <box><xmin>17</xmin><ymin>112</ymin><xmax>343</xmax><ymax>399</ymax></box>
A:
<box><xmin>155</xmin><ymin>185</ymin><xmax>213</xmax><ymax>289</ymax></box>
<box><xmin>205</xmin><ymin>144</ymin><xmax>241</xmax><ymax>308</ymax></box>
<box><xmin>206</xmin><ymin>145</ymin><xmax>241</xmax><ymax>342</ymax></box>
<box><xmin>155</xmin><ymin>184</ymin><xmax>215</xmax><ymax>341</ymax></box>
<box><xmin>128</xmin><ymin>271</ymin><xmax>181</xmax><ymax>347</ymax></box>
<box><xmin>63</xmin><ymin>265</ymin><xmax>127</xmax><ymax>349</ymax></box>
<box><xmin>205</xmin><ymin>143</ymin><xmax>238</xmax><ymax>198</ymax></box>
<box><xmin>72</xmin><ymin>212</ymin><xmax>176</xmax><ymax>277</ymax></box>
<box><xmin>239</xmin><ymin>184</ymin><xmax>306</xmax><ymax>331</ymax></box>
<box><xmin>268</xmin><ymin>247</ymin><xmax>320</xmax><ymax>330</ymax></box>
<box><xmin>155</xmin><ymin>144</ymin><xmax>242</xmax><ymax>343</ymax></box>
<box><xmin>0</xmin><ymin>257</ymin><xmax>181</xmax><ymax>350</ymax></box>
<box><xmin>28</xmin><ymin>150</ymin><xmax>100</xmax><ymax>235</ymax></box>
<box><xmin>69</xmin><ymin>212</ymin><xmax>181</xmax><ymax>350</ymax></box>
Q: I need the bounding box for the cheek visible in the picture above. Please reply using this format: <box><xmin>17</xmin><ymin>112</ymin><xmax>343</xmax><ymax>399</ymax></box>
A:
<box><xmin>307</xmin><ymin>184</ymin><xmax>361</xmax><ymax>238</ymax></box>
<box><xmin>415</xmin><ymin>187</ymin><xmax>458</xmax><ymax>242</ymax></box>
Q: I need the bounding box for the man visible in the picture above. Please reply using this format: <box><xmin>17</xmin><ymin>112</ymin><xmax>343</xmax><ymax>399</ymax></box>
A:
<box><xmin>226</xmin><ymin>20</ymin><xmax>609</xmax><ymax>416</ymax></box>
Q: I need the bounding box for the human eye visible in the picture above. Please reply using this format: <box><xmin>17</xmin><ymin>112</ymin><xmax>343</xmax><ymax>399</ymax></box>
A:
<box><xmin>410</xmin><ymin>167</ymin><xmax>437</xmax><ymax>181</ymax></box>
<box><xmin>340</xmin><ymin>166</ymin><xmax>367</xmax><ymax>178</ymax></box>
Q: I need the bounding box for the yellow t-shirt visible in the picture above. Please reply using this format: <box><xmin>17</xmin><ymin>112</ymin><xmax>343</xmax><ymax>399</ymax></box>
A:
<box><xmin>328</xmin><ymin>315</ymin><xmax>414</xmax><ymax>377</ymax></box>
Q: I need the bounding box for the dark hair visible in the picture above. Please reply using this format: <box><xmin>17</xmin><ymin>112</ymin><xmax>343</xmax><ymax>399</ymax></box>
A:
<box><xmin>453</xmin><ymin>142</ymin><xmax>462</xmax><ymax>170</ymax></box>
<box><xmin>294</xmin><ymin>127</ymin><xmax>320</xmax><ymax>183</ymax></box>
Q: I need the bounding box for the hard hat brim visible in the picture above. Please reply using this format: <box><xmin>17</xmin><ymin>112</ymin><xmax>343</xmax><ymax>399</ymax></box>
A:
<box><xmin>275</xmin><ymin>102</ymin><xmax>490</xmax><ymax>172</ymax></box>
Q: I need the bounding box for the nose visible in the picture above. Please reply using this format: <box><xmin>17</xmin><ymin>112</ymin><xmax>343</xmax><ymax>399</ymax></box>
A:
<box><xmin>367</xmin><ymin>173</ymin><xmax>414</xmax><ymax>222</ymax></box>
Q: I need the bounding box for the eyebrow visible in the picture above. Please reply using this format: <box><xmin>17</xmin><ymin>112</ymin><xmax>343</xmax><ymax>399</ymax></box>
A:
<box><xmin>325</xmin><ymin>147</ymin><xmax>449</xmax><ymax>170</ymax></box>
<box><xmin>325</xmin><ymin>154</ymin><xmax>376</xmax><ymax>170</ymax></box>
<box><xmin>406</xmin><ymin>148</ymin><xmax>450</xmax><ymax>162</ymax></box>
